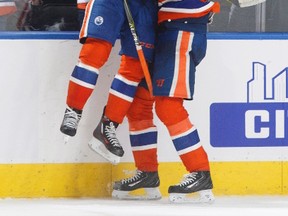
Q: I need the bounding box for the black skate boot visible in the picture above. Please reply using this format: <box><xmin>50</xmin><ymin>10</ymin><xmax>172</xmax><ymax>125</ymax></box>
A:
<box><xmin>112</xmin><ymin>170</ymin><xmax>161</xmax><ymax>200</ymax></box>
<box><xmin>60</xmin><ymin>107</ymin><xmax>82</xmax><ymax>137</ymax></box>
<box><xmin>88</xmin><ymin>108</ymin><xmax>124</xmax><ymax>164</ymax></box>
<box><xmin>168</xmin><ymin>171</ymin><xmax>214</xmax><ymax>203</ymax></box>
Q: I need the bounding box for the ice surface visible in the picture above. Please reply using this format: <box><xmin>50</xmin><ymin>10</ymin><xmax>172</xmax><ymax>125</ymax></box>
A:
<box><xmin>0</xmin><ymin>196</ymin><xmax>288</xmax><ymax>216</ymax></box>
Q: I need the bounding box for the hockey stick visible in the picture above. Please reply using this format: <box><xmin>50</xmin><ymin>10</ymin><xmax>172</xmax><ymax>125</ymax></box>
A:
<box><xmin>123</xmin><ymin>0</ymin><xmax>153</xmax><ymax>97</ymax></box>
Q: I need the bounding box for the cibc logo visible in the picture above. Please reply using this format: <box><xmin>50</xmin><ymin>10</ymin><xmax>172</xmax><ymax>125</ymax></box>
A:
<box><xmin>210</xmin><ymin>62</ymin><xmax>288</xmax><ymax>147</ymax></box>
<box><xmin>245</xmin><ymin>109</ymin><xmax>286</xmax><ymax>139</ymax></box>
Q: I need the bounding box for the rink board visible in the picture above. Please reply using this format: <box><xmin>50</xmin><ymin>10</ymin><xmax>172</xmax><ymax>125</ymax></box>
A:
<box><xmin>0</xmin><ymin>162</ymin><xmax>287</xmax><ymax>197</ymax></box>
<box><xmin>0</xmin><ymin>32</ymin><xmax>288</xmax><ymax>197</ymax></box>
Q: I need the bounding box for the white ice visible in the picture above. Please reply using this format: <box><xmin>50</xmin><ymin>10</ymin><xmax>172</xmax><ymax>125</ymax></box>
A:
<box><xmin>1</xmin><ymin>196</ymin><xmax>288</xmax><ymax>216</ymax></box>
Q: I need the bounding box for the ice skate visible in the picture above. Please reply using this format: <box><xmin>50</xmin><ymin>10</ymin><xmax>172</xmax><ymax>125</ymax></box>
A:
<box><xmin>60</xmin><ymin>107</ymin><xmax>82</xmax><ymax>137</ymax></box>
<box><xmin>168</xmin><ymin>171</ymin><xmax>215</xmax><ymax>203</ymax></box>
<box><xmin>88</xmin><ymin>111</ymin><xmax>124</xmax><ymax>165</ymax></box>
<box><xmin>112</xmin><ymin>170</ymin><xmax>161</xmax><ymax>200</ymax></box>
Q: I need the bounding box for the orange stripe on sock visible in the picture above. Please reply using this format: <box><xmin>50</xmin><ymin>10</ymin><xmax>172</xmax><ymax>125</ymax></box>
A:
<box><xmin>129</xmin><ymin>120</ymin><xmax>154</xmax><ymax>131</ymax></box>
<box><xmin>167</xmin><ymin>118</ymin><xmax>193</xmax><ymax>137</ymax></box>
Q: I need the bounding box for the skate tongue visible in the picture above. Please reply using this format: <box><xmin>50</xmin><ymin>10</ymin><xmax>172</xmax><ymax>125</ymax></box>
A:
<box><xmin>179</xmin><ymin>172</ymin><xmax>197</xmax><ymax>186</ymax></box>
<box><xmin>121</xmin><ymin>170</ymin><xmax>143</xmax><ymax>184</ymax></box>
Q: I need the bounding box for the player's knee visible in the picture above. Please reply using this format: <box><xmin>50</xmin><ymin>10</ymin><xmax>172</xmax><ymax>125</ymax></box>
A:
<box><xmin>79</xmin><ymin>38</ymin><xmax>112</xmax><ymax>68</ymax></box>
<box><xmin>155</xmin><ymin>97</ymin><xmax>169</xmax><ymax>123</ymax></box>
<box><xmin>155</xmin><ymin>97</ymin><xmax>188</xmax><ymax>126</ymax></box>
<box><xmin>127</xmin><ymin>87</ymin><xmax>154</xmax><ymax>121</ymax></box>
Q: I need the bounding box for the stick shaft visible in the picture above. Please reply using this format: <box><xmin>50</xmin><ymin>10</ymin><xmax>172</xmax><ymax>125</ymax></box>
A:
<box><xmin>123</xmin><ymin>0</ymin><xmax>153</xmax><ymax>97</ymax></box>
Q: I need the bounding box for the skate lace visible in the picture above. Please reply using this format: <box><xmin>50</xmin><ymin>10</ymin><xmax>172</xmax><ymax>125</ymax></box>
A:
<box><xmin>104</xmin><ymin>122</ymin><xmax>121</xmax><ymax>147</ymax></box>
<box><xmin>178</xmin><ymin>172</ymin><xmax>198</xmax><ymax>187</ymax></box>
<box><xmin>121</xmin><ymin>170</ymin><xmax>143</xmax><ymax>184</ymax></box>
<box><xmin>64</xmin><ymin>109</ymin><xmax>81</xmax><ymax>129</ymax></box>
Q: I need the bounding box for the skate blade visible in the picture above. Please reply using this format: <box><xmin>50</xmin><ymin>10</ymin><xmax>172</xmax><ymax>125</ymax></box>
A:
<box><xmin>88</xmin><ymin>137</ymin><xmax>120</xmax><ymax>165</ymax></box>
<box><xmin>169</xmin><ymin>189</ymin><xmax>215</xmax><ymax>204</ymax></box>
<box><xmin>112</xmin><ymin>188</ymin><xmax>162</xmax><ymax>200</ymax></box>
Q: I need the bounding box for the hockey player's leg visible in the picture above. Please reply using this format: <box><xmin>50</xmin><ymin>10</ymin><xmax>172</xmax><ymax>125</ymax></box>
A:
<box><xmin>112</xmin><ymin>86</ymin><xmax>161</xmax><ymax>200</ymax></box>
<box><xmin>60</xmin><ymin>38</ymin><xmax>112</xmax><ymax>138</ymax></box>
<box><xmin>105</xmin><ymin>55</ymin><xmax>145</xmax><ymax>123</ymax></box>
<box><xmin>89</xmin><ymin>56</ymin><xmax>143</xmax><ymax>163</ymax></box>
<box><xmin>155</xmin><ymin>96</ymin><xmax>214</xmax><ymax>203</ymax></box>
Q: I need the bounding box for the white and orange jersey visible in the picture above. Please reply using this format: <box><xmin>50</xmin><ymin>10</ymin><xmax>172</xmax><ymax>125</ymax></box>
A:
<box><xmin>77</xmin><ymin>0</ymin><xmax>89</xmax><ymax>10</ymax></box>
<box><xmin>158</xmin><ymin>0</ymin><xmax>220</xmax><ymax>24</ymax></box>
<box><xmin>0</xmin><ymin>0</ymin><xmax>16</xmax><ymax>16</ymax></box>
